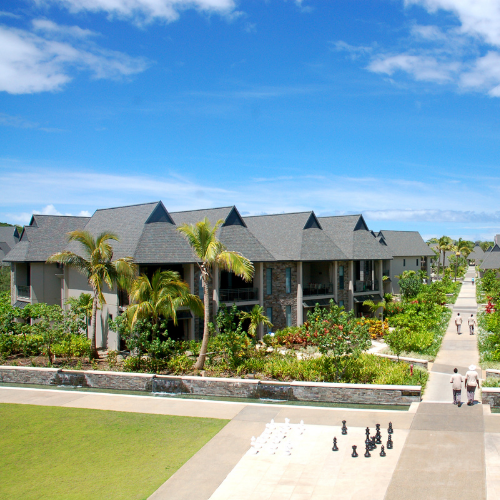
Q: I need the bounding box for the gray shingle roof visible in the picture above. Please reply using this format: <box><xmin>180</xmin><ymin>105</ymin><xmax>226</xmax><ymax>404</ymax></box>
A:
<box><xmin>377</xmin><ymin>230</ymin><xmax>435</xmax><ymax>257</ymax></box>
<box><xmin>4</xmin><ymin>215</ymin><xmax>90</xmax><ymax>262</ymax></box>
<box><xmin>468</xmin><ymin>245</ymin><xmax>485</xmax><ymax>262</ymax></box>
<box><xmin>480</xmin><ymin>244</ymin><xmax>500</xmax><ymax>270</ymax></box>
<box><xmin>66</xmin><ymin>202</ymin><xmax>157</xmax><ymax>260</ymax></box>
<box><xmin>319</xmin><ymin>215</ymin><xmax>393</xmax><ymax>260</ymax></box>
<box><xmin>244</xmin><ymin>212</ymin><xmax>347</xmax><ymax>261</ymax></box>
<box><xmin>0</xmin><ymin>226</ymin><xmax>19</xmax><ymax>264</ymax></box>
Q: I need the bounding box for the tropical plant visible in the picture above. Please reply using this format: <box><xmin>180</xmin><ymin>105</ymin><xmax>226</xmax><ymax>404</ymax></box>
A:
<box><xmin>126</xmin><ymin>270</ymin><xmax>203</xmax><ymax>334</ymax></box>
<box><xmin>362</xmin><ymin>299</ymin><xmax>386</xmax><ymax>319</ymax></box>
<box><xmin>66</xmin><ymin>293</ymin><xmax>93</xmax><ymax>337</ymax></box>
<box><xmin>177</xmin><ymin>217</ymin><xmax>254</xmax><ymax>370</ymax></box>
<box><xmin>397</xmin><ymin>271</ymin><xmax>422</xmax><ymax>299</ymax></box>
<box><xmin>480</xmin><ymin>241</ymin><xmax>494</xmax><ymax>252</ymax></box>
<box><xmin>452</xmin><ymin>238</ymin><xmax>474</xmax><ymax>281</ymax></box>
<box><xmin>239</xmin><ymin>304</ymin><xmax>273</xmax><ymax>337</ymax></box>
<box><xmin>47</xmin><ymin>231</ymin><xmax>137</xmax><ymax>358</ymax></box>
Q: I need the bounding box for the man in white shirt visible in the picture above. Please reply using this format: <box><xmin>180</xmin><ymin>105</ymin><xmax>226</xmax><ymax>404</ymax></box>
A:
<box><xmin>455</xmin><ymin>313</ymin><xmax>462</xmax><ymax>334</ymax></box>
<box><xmin>450</xmin><ymin>368</ymin><xmax>463</xmax><ymax>406</ymax></box>
<box><xmin>465</xmin><ymin>365</ymin><xmax>480</xmax><ymax>405</ymax></box>
<box><xmin>468</xmin><ymin>314</ymin><xmax>476</xmax><ymax>335</ymax></box>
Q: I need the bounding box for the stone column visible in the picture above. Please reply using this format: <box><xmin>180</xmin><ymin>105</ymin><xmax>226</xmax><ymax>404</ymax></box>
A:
<box><xmin>348</xmin><ymin>261</ymin><xmax>354</xmax><ymax>312</ymax></box>
<box><xmin>371</xmin><ymin>260</ymin><xmax>375</xmax><ymax>291</ymax></box>
<box><xmin>378</xmin><ymin>260</ymin><xmax>383</xmax><ymax>294</ymax></box>
<box><xmin>297</xmin><ymin>262</ymin><xmax>303</xmax><ymax>326</ymax></box>
<box><xmin>389</xmin><ymin>259</ymin><xmax>394</xmax><ymax>294</ymax></box>
<box><xmin>333</xmin><ymin>261</ymin><xmax>338</xmax><ymax>302</ymax></box>
<box><xmin>257</xmin><ymin>262</ymin><xmax>264</xmax><ymax>339</ymax></box>
<box><xmin>189</xmin><ymin>263</ymin><xmax>195</xmax><ymax>340</ymax></box>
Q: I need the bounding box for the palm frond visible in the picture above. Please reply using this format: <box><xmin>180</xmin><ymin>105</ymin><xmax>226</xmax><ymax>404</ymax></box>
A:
<box><xmin>216</xmin><ymin>250</ymin><xmax>254</xmax><ymax>281</ymax></box>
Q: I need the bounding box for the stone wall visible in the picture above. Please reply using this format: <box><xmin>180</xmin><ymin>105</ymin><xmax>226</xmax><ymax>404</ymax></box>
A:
<box><xmin>0</xmin><ymin>366</ymin><xmax>421</xmax><ymax>405</ymax></box>
<box><xmin>373</xmin><ymin>353</ymin><xmax>429</xmax><ymax>370</ymax></box>
<box><xmin>482</xmin><ymin>388</ymin><xmax>500</xmax><ymax>407</ymax></box>
<box><xmin>263</xmin><ymin>262</ymin><xmax>297</xmax><ymax>331</ymax></box>
<box><xmin>336</xmin><ymin>261</ymin><xmax>350</xmax><ymax>310</ymax></box>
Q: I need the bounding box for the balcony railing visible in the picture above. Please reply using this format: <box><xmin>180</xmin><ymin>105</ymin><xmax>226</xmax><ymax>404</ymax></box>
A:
<box><xmin>355</xmin><ymin>280</ymin><xmax>379</xmax><ymax>293</ymax></box>
<box><xmin>219</xmin><ymin>288</ymin><xmax>258</xmax><ymax>302</ymax></box>
<box><xmin>303</xmin><ymin>283</ymin><xmax>334</xmax><ymax>296</ymax></box>
<box><xmin>17</xmin><ymin>285</ymin><xmax>30</xmax><ymax>299</ymax></box>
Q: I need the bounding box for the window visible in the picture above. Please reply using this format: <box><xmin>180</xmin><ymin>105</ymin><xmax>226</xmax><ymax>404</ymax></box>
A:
<box><xmin>266</xmin><ymin>268</ymin><xmax>272</xmax><ymax>295</ymax></box>
<box><xmin>339</xmin><ymin>265</ymin><xmax>344</xmax><ymax>290</ymax></box>
<box><xmin>286</xmin><ymin>267</ymin><xmax>291</xmax><ymax>294</ymax></box>
<box><xmin>286</xmin><ymin>305</ymin><xmax>292</xmax><ymax>327</ymax></box>
<box><xmin>339</xmin><ymin>300</ymin><xmax>344</xmax><ymax>308</ymax></box>
<box><xmin>416</xmin><ymin>258</ymin><xmax>419</xmax><ymax>266</ymax></box>
<box><xmin>403</xmin><ymin>259</ymin><xmax>406</xmax><ymax>267</ymax></box>
<box><xmin>266</xmin><ymin>307</ymin><xmax>273</xmax><ymax>333</ymax></box>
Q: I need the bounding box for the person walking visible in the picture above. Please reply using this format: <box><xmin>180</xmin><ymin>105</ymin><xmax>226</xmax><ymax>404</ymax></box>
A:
<box><xmin>455</xmin><ymin>313</ymin><xmax>463</xmax><ymax>334</ymax></box>
<box><xmin>450</xmin><ymin>368</ymin><xmax>464</xmax><ymax>406</ymax></box>
<box><xmin>468</xmin><ymin>314</ymin><xmax>476</xmax><ymax>335</ymax></box>
<box><xmin>464</xmin><ymin>365</ymin><xmax>480</xmax><ymax>405</ymax></box>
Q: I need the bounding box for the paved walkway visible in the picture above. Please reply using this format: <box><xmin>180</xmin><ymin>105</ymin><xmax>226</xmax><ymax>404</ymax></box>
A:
<box><xmin>1</xmin><ymin>267</ymin><xmax>500</xmax><ymax>499</ymax></box>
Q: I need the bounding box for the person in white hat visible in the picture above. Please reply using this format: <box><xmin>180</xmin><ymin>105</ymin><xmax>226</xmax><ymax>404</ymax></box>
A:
<box><xmin>464</xmin><ymin>365</ymin><xmax>480</xmax><ymax>405</ymax></box>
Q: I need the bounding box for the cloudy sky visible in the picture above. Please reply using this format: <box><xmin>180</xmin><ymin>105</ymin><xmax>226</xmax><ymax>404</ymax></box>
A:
<box><xmin>1</xmin><ymin>0</ymin><xmax>500</xmax><ymax>241</ymax></box>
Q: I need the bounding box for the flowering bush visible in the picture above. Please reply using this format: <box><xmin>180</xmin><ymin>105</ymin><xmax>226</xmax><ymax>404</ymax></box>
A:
<box><xmin>366</xmin><ymin>318</ymin><xmax>389</xmax><ymax>339</ymax></box>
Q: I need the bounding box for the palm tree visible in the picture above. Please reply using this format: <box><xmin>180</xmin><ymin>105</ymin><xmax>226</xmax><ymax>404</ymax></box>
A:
<box><xmin>126</xmin><ymin>270</ymin><xmax>203</xmax><ymax>334</ymax></box>
<box><xmin>452</xmin><ymin>238</ymin><xmax>473</xmax><ymax>281</ymax></box>
<box><xmin>178</xmin><ymin>217</ymin><xmax>254</xmax><ymax>370</ymax></box>
<box><xmin>66</xmin><ymin>293</ymin><xmax>94</xmax><ymax>336</ymax></box>
<box><xmin>480</xmin><ymin>241</ymin><xmax>494</xmax><ymax>252</ymax></box>
<box><xmin>239</xmin><ymin>304</ymin><xmax>273</xmax><ymax>337</ymax></box>
<box><xmin>362</xmin><ymin>299</ymin><xmax>386</xmax><ymax>320</ymax></box>
<box><xmin>430</xmin><ymin>236</ymin><xmax>453</xmax><ymax>279</ymax></box>
<box><xmin>47</xmin><ymin>231</ymin><xmax>137</xmax><ymax>358</ymax></box>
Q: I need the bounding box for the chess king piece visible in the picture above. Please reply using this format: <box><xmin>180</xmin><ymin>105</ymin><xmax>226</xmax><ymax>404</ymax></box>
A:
<box><xmin>332</xmin><ymin>437</ymin><xmax>338</xmax><ymax>451</ymax></box>
<box><xmin>387</xmin><ymin>435</ymin><xmax>393</xmax><ymax>449</ymax></box>
<box><xmin>351</xmin><ymin>445</ymin><xmax>358</xmax><ymax>458</ymax></box>
<box><xmin>380</xmin><ymin>445</ymin><xmax>386</xmax><ymax>457</ymax></box>
<box><xmin>364</xmin><ymin>444</ymin><xmax>371</xmax><ymax>458</ymax></box>
<box><xmin>341</xmin><ymin>420</ymin><xmax>348</xmax><ymax>435</ymax></box>
<box><xmin>388</xmin><ymin>422</ymin><xmax>394</xmax><ymax>435</ymax></box>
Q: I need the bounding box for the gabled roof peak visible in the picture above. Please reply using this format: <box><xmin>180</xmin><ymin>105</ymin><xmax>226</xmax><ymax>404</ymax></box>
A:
<box><xmin>145</xmin><ymin>201</ymin><xmax>175</xmax><ymax>224</ymax></box>
<box><xmin>354</xmin><ymin>215</ymin><xmax>369</xmax><ymax>231</ymax></box>
<box><xmin>303</xmin><ymin>212</ymin><xmax>322</xmax><ymax>230</ymax></box>
<box><xmin>222</xmin><ymin>206</ymin><xmax>247</xmax><ymax>228</ymax></box>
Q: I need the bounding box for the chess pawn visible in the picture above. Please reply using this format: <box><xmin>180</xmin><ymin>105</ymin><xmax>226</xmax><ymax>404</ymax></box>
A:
<box><xmin>351</xmin><ymin>445</ymin><xmax>358</xmax><ymax>458</ymax></box>
<box><xmin>341</xmin><ymin>420</ymin><xmax>348</xmax><ymax>435</ymax></box>
<box><xmin>332</xmin><ymin>437</ymin><xmax>338</xmax><ymax>451</ymax></box>
<box><xmin>380</xmin><ymin>445</ymin><xmax>386</xmax><ymax>457</ymax></box>
<box><xmin>387</xmin><ymin>435</ymin><xmax>393</xmax><ymax>450</ymax></box>
<box><xmin>364</xmin><ymin>445</ymin><xmax>371</xmax><ymax>458</ymax></box>
<box><xmin>371</xmin><ymin>436</ymin><xmax>377</xmax><ymax>450</ymax></box>
<box><xmin>388</xmin><ymin>422</ymin><xmax>394</xmax><ymax>435</ymax></box>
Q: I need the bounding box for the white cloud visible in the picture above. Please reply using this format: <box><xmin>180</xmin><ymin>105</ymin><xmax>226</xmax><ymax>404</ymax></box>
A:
<box><xmin>32</xmin><ymin>19</ymin><xmax>99</xmax><ymax>38</ymax></box>
<box><xmin>0</xmin><ymin>112</ymin><xmax>63</xmax><ymax>132</ymax></box>
<box><xmin>330</xmin><ymin>40</ymin><xmax>373</xmax><ymax>60</ymax></box>
<box><xmin>460</xmin><ymin>51</ymin><xmax>500</xmax><ymax>96</ymax></box>
<box><xmin>0</xmin><ymin>24</ymin><xmax>148</xmax><ymax>94</ymax></box>
<box><xmin>44</xmin><ymin>0</ymin><xmax>237</xmax><ymax>24</ymax></box>
<box><xmin>406</xmin><ymin>0</ymin><xmax>500</xmax><ymax>47</ymax></box>
<box><xmin>368</xmin><ymin>54</ymin><xmax>459</xmax><ymax>83</ymax></box>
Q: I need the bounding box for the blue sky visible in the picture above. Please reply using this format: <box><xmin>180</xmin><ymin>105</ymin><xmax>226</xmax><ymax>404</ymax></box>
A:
<box><xmin>1</xmin><ymin>0</ymin><xmax>500</xmax><ymax>241</ymax></box>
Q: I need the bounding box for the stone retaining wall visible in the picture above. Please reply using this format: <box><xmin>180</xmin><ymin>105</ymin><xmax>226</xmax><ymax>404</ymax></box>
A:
<box><xmin>0</xmin><ymin>366</ymin><xmax>421</xmax><ymax>405</ymax></box>
<box><xmin>486</xmin><ymin>369</ymin><xmax>500</xmax><ymax>379</ymax></box>
<box><xmin>482</xmin><ymin>388</ymin><xmax>500</xmax><ymax>407</ymax></box>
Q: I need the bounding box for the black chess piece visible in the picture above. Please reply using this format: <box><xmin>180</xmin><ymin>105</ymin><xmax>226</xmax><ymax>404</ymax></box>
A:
<box><xmin>365</xmin><ymin>426</ymin><xmax>370</xmax><ymax>437</ymax></box>
<box><xmin>365</xmin><ymin>436</ymin><xmax>371</xmax><ymax>449</ymax></box>
<box><xmin>387</xmin><ymin>435</ymin><xmax>393</xmax><ymax>450</ymax></box>
<box><xmin>380</xmin><ymin>445</ymin><xmax>386</xmax><ymax>457</ymax></box>
<box><xmin>332</xmin><ymin>437</ymin><xmax>338</xmax><ymax>451</ymax></box>
<box><xmin>388</xmin><ymin>422</ymin><xmax>394</xmax><ymax>435</ymax></box>
<box><xmin>376</xmin><ymin>423</ymin><xmax>381</xmax><ymax>432</ymax></box>
<box><xmin>375</xmin><ymin>430</ymin><xmax>382</xmax><ymax>445</ymax></box>
<box><xmin>364</xmin><ymin>445</ymin><xmax>371</xmax><ymax>458</ymax></box>
<box><xmin>351</xmin><ymin>445</ymin><xmax>358</xmax><ymax>458</ymax></box>
<box><xmin>341</xmin><ymin>420</ymin><xmax>348</xmax><ymax>435</ymax></box>
<box><xmin>371</xmin><ymin>436</ymin><xmax>377</xmax><ymax>450</ymax></box>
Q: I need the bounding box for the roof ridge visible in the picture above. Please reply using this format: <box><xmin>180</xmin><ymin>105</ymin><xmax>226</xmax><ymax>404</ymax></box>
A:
<box><xmin>244</xmin><ymin>210</ymin><xmax>313</xmax><ymax>218</ymax></box>
<box><xmin>94</xmin><ymin>201</ymin><xmax>159</xmax><ymax>212</ymax></box>
<box><xmin>318</xmin><ymin>214</ymin><xmax>361</xmax><ymax>219</ymax></box>
<box><xmin>32</xmin><ymin>214</ymin><xmax>91</xmax><ymax>219</ymax></box>
<box><xmin>170</xmin><ymin>206</ymin><xmax>234</xmax><ymax>214</ymax></box>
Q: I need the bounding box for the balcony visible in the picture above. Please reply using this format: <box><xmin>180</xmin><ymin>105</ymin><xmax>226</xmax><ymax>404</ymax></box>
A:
<box><xmin>219</xmin><ymin>288</ymin><xmax>258</xmax><ymax>302</ymax></box>
<box><xmin>303</xmin><ymin>283</ymin><xmax>334</xmax><ymax>296</ymax></box>
<box><xmin>17</xmin><ymin>285</ymin><xmax>30</xmax><ymax>299</ymax></box>
<box><xmin>355</xmin><ymin>280</ymin><xmax>379</xmax><ymax>293</ymax></box>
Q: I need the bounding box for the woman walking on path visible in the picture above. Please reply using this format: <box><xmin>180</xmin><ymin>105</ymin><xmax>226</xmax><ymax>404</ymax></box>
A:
<box><xmin>468</xmin><ymin>314</ymin><xmax>476</xmax><ymax>335</ymax></box>
<box><xmin>450</xmin><ymin>368</ymin><xmax>464</xmax><ymax>406</ymax></box>
<box><xmin>455</xmin><ymin>313</ymin><xmax>463</xmax><ymax>334</ymax></box>
<box><xmin>465</xmin><ymin>365</ymin><xmax>480</xmax><ymax>405</ymax></box>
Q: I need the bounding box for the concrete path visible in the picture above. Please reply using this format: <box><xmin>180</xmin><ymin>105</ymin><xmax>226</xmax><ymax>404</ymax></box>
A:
<box><xmin>2</xmin><ymin>267</ymin><xmax>500</xmax><ymax>499</ymax></box>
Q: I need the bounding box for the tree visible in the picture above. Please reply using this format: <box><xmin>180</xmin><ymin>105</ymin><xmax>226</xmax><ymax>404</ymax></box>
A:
<box><xmin>239</xmin><ymin>304</ymin><xmax>273</xmax><ymax>337</ymax></box>
<box><xmin>397</xmin><ymin>271</ymin><xmax>422</xmax><ymax>299</ymax></box>
<box><xmin>362</xmin><ymin>299</ymin><xmax>386</xmax><ymax>320</ymax></box>
<box><xmin>47</xmin><ymin>231</ymin><xmax>137</xmax><ymax>358</ymax></box>
<box><xmin>480</xmin><ymin>241</ymin><xmax>494</xmax><ymax>252</ymax></box>
<box><xmin>66</xmin><ymin>293</ymin><xmax>93</xmax><ymax>337</ymax></box>
<box><xmin>126</xmin><ymin>269</ymin><xmax>203</xmax><ymax>334</ymax></box>
<box><xmin>429</xmin><ymin>236</ymin><xmax>453</xmax><ymax>279</ymax></box>
<box><xmin>177</xmin><ymin>217</ymin><xmax>254</xmax><ymax>370</ymax></box>
<box><xmin>452</xmin><ymin>238</ymin><xmax>473</xmax><ymax>281</ymax></box>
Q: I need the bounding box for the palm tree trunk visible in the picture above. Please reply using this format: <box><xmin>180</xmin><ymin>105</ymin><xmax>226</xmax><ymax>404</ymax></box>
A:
<box><xmin>194</xmin><ymin>274</ymin><xmax>210</xmax><ymax>371</ymax></box>
<box><xmin>90</xmin><ymin>290</ymin><xmax>99</xmax><ymax>359</ymax></box>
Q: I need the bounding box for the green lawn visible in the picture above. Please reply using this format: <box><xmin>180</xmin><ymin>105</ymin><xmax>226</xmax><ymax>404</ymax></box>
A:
<box><xmin>0</xmin><ymin>404</ymin><xmax>228</xmax><ymax>500</ymax></box>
